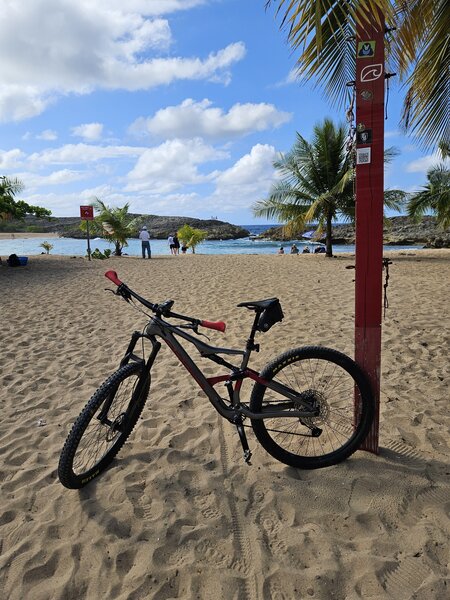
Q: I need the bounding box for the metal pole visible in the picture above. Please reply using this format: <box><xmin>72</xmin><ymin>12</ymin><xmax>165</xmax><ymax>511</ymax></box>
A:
<box><xmin>354</xmin><ymin>9</ymin><xmax>385</xmax><ymax>453</ymax></box>
<box><xmin>86</xmin><ymin>220</ymin><xmax>91</xmax><ymax>261</ymax></box>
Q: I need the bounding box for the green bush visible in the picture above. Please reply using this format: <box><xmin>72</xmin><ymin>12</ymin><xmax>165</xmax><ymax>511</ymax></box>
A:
<box><xmin>90</xmin><ymin>248</ymin><xmax>111</xmax><ymax>260</ymax></box>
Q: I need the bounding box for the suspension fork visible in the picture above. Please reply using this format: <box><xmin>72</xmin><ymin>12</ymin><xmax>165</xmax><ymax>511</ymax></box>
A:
<box><xmin>120</xmin><ymin>331</ymin><xmax>146</xmax><ymax>367</ymax></box>
<box><xmin>98</xmin><ymin>334</ymin><xmax>161</xmax><ymax>424</ymax></box>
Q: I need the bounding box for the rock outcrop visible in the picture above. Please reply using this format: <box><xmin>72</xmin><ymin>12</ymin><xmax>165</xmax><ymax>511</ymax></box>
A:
<box><xmin>259</xmin><ymin>216</ymin><xmax>450</xmax><ymax>248</ymax></box>
<box><xmin>3</xmin><ymin>214</ymin><xmax>250</xmax><ymax>241</ymax></box>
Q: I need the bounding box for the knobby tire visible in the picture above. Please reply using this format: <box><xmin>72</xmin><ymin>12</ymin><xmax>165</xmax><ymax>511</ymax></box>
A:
<box><xmin>250</xmin><ymin>346</ymin><xmax>374</xmax><ymax>469</ymax></box>
<box><xmin>58</xmin><ymin>362</ymin><xmax>150</xmax><ymax>489</ymax></box>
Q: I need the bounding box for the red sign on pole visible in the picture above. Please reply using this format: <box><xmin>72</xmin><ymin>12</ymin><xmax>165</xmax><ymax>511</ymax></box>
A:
<box><xmin>80</xmin><ymin>205</ymin><xmax>94</xmax><ymax>220</ymax></box>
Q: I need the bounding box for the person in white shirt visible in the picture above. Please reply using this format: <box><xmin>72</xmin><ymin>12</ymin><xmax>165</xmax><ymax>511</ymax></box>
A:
<box><xmin>139</xmin><ymin>226</ymin><xmax>151</xmax><ymax>259</ymax></box>
<box><xmin>167</xmin><ymin>235</ymin><xmax>175</xmax><ymax>254</ymax></box>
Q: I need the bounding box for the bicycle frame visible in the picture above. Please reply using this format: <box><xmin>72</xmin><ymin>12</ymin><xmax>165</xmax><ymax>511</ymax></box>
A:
<box><xmin>120</xmin><ymin>315</ymin><xmax>320</xmax><ymax>423</ymax></box>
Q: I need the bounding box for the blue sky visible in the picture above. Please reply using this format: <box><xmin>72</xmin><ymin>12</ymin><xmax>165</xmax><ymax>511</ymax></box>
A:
<box><xmin>0</xmin><ymin>0</ymin><xmax>442</xmax><ymax>225</ymax></box>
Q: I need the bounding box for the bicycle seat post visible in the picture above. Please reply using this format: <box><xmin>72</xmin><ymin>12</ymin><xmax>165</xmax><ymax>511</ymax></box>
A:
<box><xmin>240</xmin><ymin>312</ymin><xmax>261</xmax><ymax>371</ymax></box>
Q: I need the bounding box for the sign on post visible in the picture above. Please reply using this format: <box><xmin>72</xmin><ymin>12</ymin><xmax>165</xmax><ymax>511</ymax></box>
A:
<box><xmin>80</xmin><ymin>205</ymin><xmax>94</xmax><ymax>220</ymax></box>
<box><xmin>80</xmin><ymin>205</ymin><xmax>94</xmax><ymax>260</ymax></box>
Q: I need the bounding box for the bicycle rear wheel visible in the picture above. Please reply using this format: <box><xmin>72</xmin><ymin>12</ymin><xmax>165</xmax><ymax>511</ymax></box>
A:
<box><xmin>58</xmin><ymin>362</ymin><xmax>150</xmax><ymax>489</ymax></box>
<box><xmin>250</xmin><ymin>346</ymin><xmax>374</xmax><ymax>469</ymax></box>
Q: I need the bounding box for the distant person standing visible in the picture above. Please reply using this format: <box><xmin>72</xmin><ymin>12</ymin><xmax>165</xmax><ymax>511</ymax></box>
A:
<box><xmin>168</xmin><ymin>234</ymin><xmax>175</xmax><ymax>255</ymax></box>
<box><xmin>139</xmin><ymin>226</ymin><xmax>151</xmax><ymax>259</ymax></box>
<box><xmin>173</xmin><ymin>234</ymin><xmax>180</xmax><ymax>255</ymax></box>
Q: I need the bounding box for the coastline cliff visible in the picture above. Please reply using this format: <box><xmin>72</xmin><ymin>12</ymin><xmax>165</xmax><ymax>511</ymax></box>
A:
<box><xmin>259</xmin><ymin>216</ymin><xmax>450</xmax><ymax>248</ymax></box>
<box><xmin>2</xmin><ymin>214</ymin><xmax>250</xmax><ymax>241</ymax></box>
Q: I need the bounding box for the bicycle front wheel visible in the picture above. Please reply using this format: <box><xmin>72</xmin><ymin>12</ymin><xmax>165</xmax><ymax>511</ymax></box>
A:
<box><xmin>250</xmin><ymin>346</ymin><xmax>374</xmax><ymax>469</ymax></box>
<box><xmin>58</xmin><ymin>362</ymin><xmax>150</xmax><ymax>489</ymax></box>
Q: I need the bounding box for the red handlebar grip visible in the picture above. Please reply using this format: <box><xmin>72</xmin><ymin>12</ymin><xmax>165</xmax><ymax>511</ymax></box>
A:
<box><xmin>200</xmin><ymin>320</ymin><xmax>226</xmax><ymax>333</ymax></box>
<box><xmin>105</xmin><ymin>270</ymin><xmax>123</xmax><ymax>286</ymax></box>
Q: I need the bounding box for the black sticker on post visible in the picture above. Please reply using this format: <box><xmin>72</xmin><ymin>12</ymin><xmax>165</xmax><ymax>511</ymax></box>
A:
<box><xmin>356</xmin><ymin>129</ymin><xmax>372</xmax><ymax>144</ymax></box>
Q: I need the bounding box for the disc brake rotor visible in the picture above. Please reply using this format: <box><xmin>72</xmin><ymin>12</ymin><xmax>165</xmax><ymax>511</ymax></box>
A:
<box><xmin>296</xmin><ymin>389</ymin><xmax>330</xmax><ymax>427</ymax></box>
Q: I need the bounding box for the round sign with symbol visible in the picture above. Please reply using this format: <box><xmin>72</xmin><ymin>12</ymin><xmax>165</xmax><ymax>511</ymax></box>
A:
<box><xmin>80</xmin><ymin>205</ymin><xmax>94</xmax><ymax>220</ymax></box>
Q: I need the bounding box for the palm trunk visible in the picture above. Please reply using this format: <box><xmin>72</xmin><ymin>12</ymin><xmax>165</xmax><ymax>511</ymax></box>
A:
<box><xmin>325</xmin><ymin>211</ymin><xmax>333</xmax><ymax>257</ymax></box>
<box><xmin>115</xmin><ymin>241</ymin><xmax>122</xmax><ymax>256</ymax></box>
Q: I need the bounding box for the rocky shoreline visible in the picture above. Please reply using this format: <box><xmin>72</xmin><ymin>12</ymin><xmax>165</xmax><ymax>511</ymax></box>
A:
<box><xmin>2</xmin><ymin>214</ymin><xmax>448</xmax><ymax>247</ymax></box>
<box><xmin>260</xmin><ymin>216</ymin><xmax>450</xmax><ymax>248</ymax></box>
<box><xmin>1</xmin><ymin>214</ymin><xmax>249</xmax><ymax>241</ymax></box>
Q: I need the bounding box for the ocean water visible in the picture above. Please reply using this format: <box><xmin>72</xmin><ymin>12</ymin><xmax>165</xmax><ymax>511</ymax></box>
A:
<box><xmin>0</xmin><ymin>225</ymin><xmax>421</xmax><ymax>257</ymax></box>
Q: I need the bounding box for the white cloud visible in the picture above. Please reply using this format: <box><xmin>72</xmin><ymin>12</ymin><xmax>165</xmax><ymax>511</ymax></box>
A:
<box><xmin>21</xmin><ymin>185</ymin><xmax>120</xmax><ymax>216</ymax></box>
<box><xmin>126</xmin><ymin>138</ymin><xmax>228</xmax><ymax>193</ymax></box>
<box><xmin>130</xmin><ymin>191</ymin><xmax>202</xmax><ymax>216</ymax></box>
<box><xmin>92</xmin><ymin>1</ymin><xmax>207</xmax><ymax>16</ymax></box>
<box><xmin>0</xmin><ymin>1</ymin><xmax>245</xmax><ymax>122</ymax></box>
<box><xmin>72</xmin><ymin>123</ymin><xmax>104</xmax><ymax>141</ymax></box>
<box><xmin>210</xmin><ymin>144</ymin><xmax>278</xmax><ymax>211</ymax></box>
<box><xmin>0</xmin><ymin>85</ymin><xmax>54</xmax><ymax>122</ymax></box>
<box><xmin>28</xmin><ymin>143</ymin><xmax>147</xmax><ymax>167</ymax></box>
<box><xmin>406</xmin><ymin>154</ymin><xmax>443</xmax><ymax>173</ymax></box>
<box><xmin>384</xmin><ymin>130</ymin><xmax>401</xmax><ymax>139</ymax></box>
<box><xmin>14</xmin><ymin>169</ymin><xmax>88</xmax><ymax>189</ymax></box>
<box><xmin>37</xmin><ymin>129</ymin><xmax>58</xmax><ymax>141</ymax></box>
<box><xmin>129</xmin><ymin>98</ymin><xmax>291</xmax><ymax>140</ymax></box>
<box><xmin>215</xmin><ymin>144</ymin><xmax>277</xmax><ymax>187</ymax></box>
<box><xmin>272</xmin><ymin>68</ymin><xmax>300</xmax><ymax>88</ymax></box>
<box><xmin>0</xmin><ymin>148</ymin><xmax>26</xmax><ymax>169</ymax></box>
<box><xmin>101</xmin><ymin>43</ymin><xmax>246</xmax><ymax>91</ymax></box>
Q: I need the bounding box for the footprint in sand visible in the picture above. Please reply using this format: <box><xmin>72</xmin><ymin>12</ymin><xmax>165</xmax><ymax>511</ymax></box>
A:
<box><xmin>382</xmin><ymin>557</ymin><xmax>431</xmax><ymax>599</ymax></box>
<box><xmin>193</xmin><ymin>493</ymin><xmax>221</xmax><ymax>520</ymax></box>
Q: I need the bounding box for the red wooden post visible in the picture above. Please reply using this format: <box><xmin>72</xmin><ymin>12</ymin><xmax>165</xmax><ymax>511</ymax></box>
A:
<box><xmin>354</xmin><ymin>10</ymin><xmax>386</xmax><ymax>453</ymax></box>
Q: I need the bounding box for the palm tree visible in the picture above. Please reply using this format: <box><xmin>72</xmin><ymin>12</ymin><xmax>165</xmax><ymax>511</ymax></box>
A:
<box><xmin>407</xmin><ymin>163</ymin><xmax>450</xmax><ymax>228</ymax></box>
<box><xmin>266</xmin><ymin>0</ymin><xmax>449</xmax><ymax>149</ymax></box>
<box><xmin>177</xmin><ymin>224</ymin><xmax>207</xmax><ymax>254</ymax></box>
<box><xmin>253</xmin><ymin>118</ymin><xmax>404</xmax><ymax>256</ymax></box>
<box><xmin>0</xmin><ymin>176</ymin><xmax>51</xmax><ymax>220</ymax></box>
<box><xmin>84</xmin><ymin>198</ymin><xmax>138</xmax><ymax>256</ymax></box>
<box><xmin>254</xmin><ymin>119</ymin><xmax>353</xmax><ymax>256</ymax></box>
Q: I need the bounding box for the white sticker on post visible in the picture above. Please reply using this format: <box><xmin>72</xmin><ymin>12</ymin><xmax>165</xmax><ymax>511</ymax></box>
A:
<box><xmin>356</xmin><ymin>147</ymin><xmax>371</xmax><ymax>164</ymax></box>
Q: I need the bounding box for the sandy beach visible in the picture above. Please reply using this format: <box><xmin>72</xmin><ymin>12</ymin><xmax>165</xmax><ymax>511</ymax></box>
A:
<box><xmin>0</xmin><ymin>232</ymin><xmax>60</xmax><ymax>240</ymax></box>
<box><xmin>1</xmin><ymin>251</ymin><xmax>448</xmax><ymax>599</ymax></box>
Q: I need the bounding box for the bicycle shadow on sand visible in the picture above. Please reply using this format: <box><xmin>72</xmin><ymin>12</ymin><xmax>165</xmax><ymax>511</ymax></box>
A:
<box><xmin>282</xmin><ymin>438</ymin><xmax>449</xmax><ymax>514</ymax></box>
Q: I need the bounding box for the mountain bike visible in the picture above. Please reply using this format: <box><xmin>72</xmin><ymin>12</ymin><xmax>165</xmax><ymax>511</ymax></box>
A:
<box><xmin>58</xmin><ymin>270</ymin><xmax>374</xmax><ymax>489</ymax></box>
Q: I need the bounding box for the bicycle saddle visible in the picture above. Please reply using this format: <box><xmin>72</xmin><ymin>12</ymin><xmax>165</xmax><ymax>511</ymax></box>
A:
<box><xmin>237</xmin><ymin>298</ymin><xmax>279</xmax><ymax>311</ymax></box>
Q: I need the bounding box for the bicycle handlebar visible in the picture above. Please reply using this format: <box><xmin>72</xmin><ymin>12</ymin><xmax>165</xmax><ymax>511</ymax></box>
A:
<box><xmin>105</xmin><ymin>270</ymin><xmax>122</xmax><ymax>287</ymax></box>
<box><xmin>104</xmin><ymin>270</ymin><xmax>226</xmax><ymax>333</ymax></box>
<box><xmin>200</xmin><ymin>320</ymin><xmax>226</xmax><ymax>333</ymax></box>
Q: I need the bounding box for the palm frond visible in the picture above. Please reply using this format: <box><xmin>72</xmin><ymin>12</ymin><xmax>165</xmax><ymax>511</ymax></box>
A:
<box><xmin>406</xmin><ymin>163</ymin><xmax>450</xmax><ymax>226</ymax></box>
<box><xmin>396</xmin><ymin>0</ymin><xmax>449</xmax><ymax>148</ymax></box>
<box><xmin>384</xmin><ymin>189</ymin><xmax>408</xmax><ymax>210</ymax></box>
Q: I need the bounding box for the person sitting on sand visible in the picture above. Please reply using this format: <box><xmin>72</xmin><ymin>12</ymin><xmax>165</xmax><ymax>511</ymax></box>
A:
<box><xmin>290</xmin><ymin>244</ymin><xmax>299</xmax><ymax>254</ymax></box>
<box><xmin>302</xmin><ymin>246</ymin><xmax>310</xmax><ymax>254</ymax></box>
<box><xmin>278</xmin><ymin>246</ymin><xmax>285</xmax><ymax>255</ymax></box>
